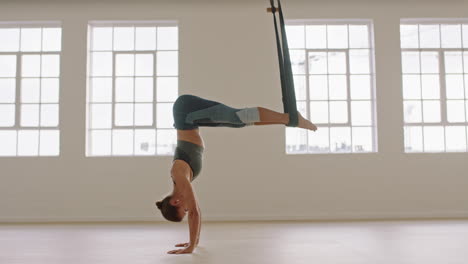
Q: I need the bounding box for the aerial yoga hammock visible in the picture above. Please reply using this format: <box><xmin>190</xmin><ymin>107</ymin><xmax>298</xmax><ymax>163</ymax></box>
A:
<box><xmin>268</xmin><ymin>0</ymin><xmax>299</xmax><ymax>127</ymax></box>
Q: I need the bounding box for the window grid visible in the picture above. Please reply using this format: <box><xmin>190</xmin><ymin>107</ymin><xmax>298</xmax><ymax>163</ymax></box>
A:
<box><xmin>0</xmin><ymin>23</ymin><xmax>61</xmax><ymax>157</ymax></box>
<box><xmin>86</xmin><ymin>23</ymin><xmax>178</xmax><ymax>157</ymax></box>
<box><xmin>401</xmin><ymin>22</ymin><xmax>468</xmax><ymax>153</ymax></box>
<box><xmin>286</xmin><ymin>21</ymin><xmax>377</xmax><ymax>154</ymax></box>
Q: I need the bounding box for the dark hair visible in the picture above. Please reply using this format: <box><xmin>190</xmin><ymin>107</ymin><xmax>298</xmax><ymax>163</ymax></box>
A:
<box><xmin>156</xmin><ymin>195</ymin><xmax>183</xmax><ymax>222</ymax></box>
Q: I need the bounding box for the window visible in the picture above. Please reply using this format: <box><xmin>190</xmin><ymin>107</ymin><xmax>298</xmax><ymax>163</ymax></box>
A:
<box><xmin>86</xmin><ymin>22</ymin><xmax>178</xmax><ymax>156</ymax></box>
<box><xmin>401</xmin><ymin>20</ymin><xmax>468</xmax><ymax>152</ymax></box>
<box><xmin>0</xmin><ymin>22</ymin><xmax>61</xmax><ymax>157</ymax></box>
<box><xmin>285</xmin><ymin>21</ymin><xmax>377</xmax><ymax>154</ymax></box>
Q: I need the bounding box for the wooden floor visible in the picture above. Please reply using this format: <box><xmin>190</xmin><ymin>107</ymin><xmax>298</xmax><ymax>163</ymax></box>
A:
<box><xmin>1</xmin><ymin>220</ymin><xmax>467</xmax><ymax>264</ymax></box>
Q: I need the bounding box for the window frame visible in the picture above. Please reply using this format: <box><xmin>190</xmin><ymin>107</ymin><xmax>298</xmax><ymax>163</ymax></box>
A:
<box><xmin>0</xmin><ymin>21</ymin><xmax>62</xmax><ymax>157</ymax></box>
<box><xmin>285</xmin><ymin>19</ymin><xmax>378</xmax><ymax>154</ymax></box>
<box><xmin>85</xmin><ymin>21</ymin><xmax>179</xmax><ymax>157</ymax></box>
<box><xmin>401</xmin><ymin>19</ymin><xmax>468</xmax><ymax>153</ymax></box>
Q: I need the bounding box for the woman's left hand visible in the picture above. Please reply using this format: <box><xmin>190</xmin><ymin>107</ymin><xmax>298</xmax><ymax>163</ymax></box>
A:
<box><xmin>167</xmin><ymin>245</ymin><xmax>194</xmax><ymax>254</ymax></box>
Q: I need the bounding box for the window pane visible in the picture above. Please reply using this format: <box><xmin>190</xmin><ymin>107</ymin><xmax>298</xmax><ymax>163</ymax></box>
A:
<box><xmin>329</xmin><ymin>101</ymin><xmax>348</xmax><ymax>123</ymax></box>
<box><xmin>91</xmin><ymin>52</ymin><xmax>112</xmax><ymax>76</ymax></box>
<box><xmin>17</xmin><ymin>130</ymin><xmax>39</xmax><ymax>156</ymax></box>
<box><xmin>115</xmin><ymin>103</ymin><xmax>134</xmax><ymax>126</ymax></box>
<box><xmin>135</xmin><ymin>54</ymin><xmax>153</xmax><ymax>76</ymax></box>
<box><xmin>90</xmin><ymin>129</ymin><xmax>111</xmax><ymax>156</ymax></box>
<box><xmin>293</xmin><ymin>75</ymin><xmax>306</xmax><ymax>101</ymax></box>
<box><xmin>447</xmin><ymin>100</ymin><xmax>465</xmax><ymax>123</ymax></box>
<box><xmin>297</xmin><ymin>101</ymin><xmax>307</xmax><ymax>118</ymax></box>
<box><xmin>40</xmin><ymin>104</ymin><xmax>59</xmax><ymax>127</ymax></box>
<box><xmin>421</xmin><ymin>75</ymin><xmax>440</xmax><ymax>99</ymax></box>
<box><xmin>39</xmin><ymin>130</ymin><xmax>59</xmax><ymax>156</ymax></box>
<box><xmin>156</xmin><ymin>77</ymin><xmax>178</xmax><ymax>102</ymax></box>
<box><xmin>349</xmin><ymin>49</ymin><xmax>370</xmax><ymax>74</ymax></box>
<box><xmin>136</xmin><ymin>27</ymin><xmax>156</xmax><ymax>51</ymax></box>
<box><xmin>157</xmin><ymin>27</ymin><xmax>178</xmax><ymax>50</ymax></box>
<box><xmin>308</xmin><ymin>52</ymin><xmax>327</xmax><ymax>74</ymax></box>
<box><xmin>0</xmin><ymin>78</ymin><xmax>16</xmax><ymax>103</ymax></box>
<box><xmin>419</xmin><ymin>25</ymin><xmax>440</xmax><ymax>48</ymax></box>
<box><xmin>134</xmin><ymin>129</ymin><xmax>156</xmax><ymax>155</ymax></box>
<box><xmin>0</xmin><ymin>131</ymin><xmax>17</xmax><ymax>156</ymax></box>
<box><xmin>308</xmin><ymin>127</ymin><xmax>329</xmax><ymax>153</ymax></box>
<box><xmin>157</xmin><ymin>51</ymin><xmax>178</xmax><ymax>76</ymax></box>
<box><xmin>0</xmin><ymin>28</ymin><xmax>20</xmax><ymax>52</ymax></box>
<box><xmin>156</xmin><ymin>129</ymin><xmax>176</xmax><ymax>155</ymax></box>
<box><xmin>41</xmin><ymin>78</ymin><xmax>59</xmax><ymax>103</ymax></box>
<box><xmin>90</xmin><ymin>77</ymin><xmax>112</xmax><ymax>102</ymax></box>
<box><xmin>41</xmin><ymin>55</ymin><xmax>60</xmax><ymax>77</ymax></box>
<box><xmin>404</xmin><ymin>101</ymin><xmax>422</xmax><ymax>123</ymax></box>
<box><xmin>309</xmin><ymin>75</ymin><xmax>328</xmax><ymax>100</ymax></box>
<box><xmin>328</xmin><ymin>75</ymin><xmax>347</xmax><ymax>100</ymax></box>
<box><xmin>286</xmin><ymin>25</ymin><xmax>305</xmax><ymax>49</ymax></box>
<box><xmin>422</xmin><ymin>100</ymin><xmax>441</xmax><ymax>123</ymax></box>
<box><xmin>350</xmin><ymin>75</ymin><xmax>371</xmax><ymax>100</ymax></box>
<box><xmin>135</xmin><ymin>103</ymin><xmax>153</xmax><ymax>126</ymax></box>
<box><xmin>351</xmin><ymin>101</ymin><xmax>372</xmax><ymax>126</ymax></box>
<box><xmin>21</xmin><ymin>78</ymin><xmax>40</xmax><ymax>103</ymax></box>
<box><xmin>135</xmin><ymin>77</ymin><xmax>154</xmax><ymax>103</ymax></box>
<box><xmin>445</xmin><ymin>126</ymin><xmax>467</xmax><ymax>152</ymax></box>
<box><xmin>113</xmin><ymin>27</ymin><xmax>135</xmax><ymax>51</ymax></box>
<box><xmin>423</xmin><ymin>126</ymin><xmax>445</xmax><ymax>152</ymax></box>
<box><xmin>464</xmin><ymin>25</ymin><xmax>468</xmax><ymax>48</ymax></box>
<box><xmin>156</xmin><ymin>103</ymin><xmax>174</xmax><ymax>128</ymax></box>
<box><xmin>306</xmin><ymin>25</ymin><xmax>326</xmax><ymax>49</ymax></box>
<box><xmin>446</xmin><ymin>75</ymin><xmax>464</xmax><ymax>99</ymax></box>
<box><xmin>327</xmin><ymin>25</ymin><xmax>348</xmax><ymax>49</ymax></box>
<box><xmin>330</xmin><ymin>127</ymin><xmax>351</xmax><ymax>153</ymax></box>
<box><xmin>42</xmin><ymin>28</ymin><xmax>61</xmax><ymax>52</ymax></box>
<box><xmin>445</xmin><ymin>52</ymin><xmax>463</xmax><ymax>73</ymax></box>
<box><xmin>328</xmin><ymin>52</ymin><xmax>346</xmax><ymax>74</ymax></box>
<box><xmin>400</xmin><ymin>25</ymin><xmax>419</xmax><ymax>49</ymax></box>
<box><xmin>0</xmin><ymin>104</ymin><xmax>15</xmax><ymax>127</ymax></box>
<box><xmin>286</xmin><ymin>127</ymin><xmax>307</xmax><ymax>154</ymax></box>
<box><xmin>21</xmin><ymin>104</ymin><xmax>40</xmax><ymax>126</ymax></box>
<box><xmin>112</xmin><ymin>129</ymin><xmax>134</xmax><ymax>155</ymax></box>
<box><xmin>290</xmin><ymin>50</ymin><xmax>306</xmax><ymax>74</ymax></box>
<box><xmin>401</xmin><ymin>52</ymin><xmax>420</xmax><ymax>74</ymax></box>
<box><xmin>352</xmin><ymin>126</ymin><xmax>372</xmax><ymax>152</ymax></box>
<box><xmin>91</xmin><ymin>27</ymin><xmax>113</xmax><ymax>51</ymax></box>
<box><xmin>90</xmin><ymin>103</ymin><xmax>112</xmax><ymax>129</ymax></box>
<box><xmin>20</xmin><ymin>28</ymin><xmax>41</xmax><ymax>51</ymax></box>
<box><xmin>420</xmin><ymin>52</ymin><xmax>439</xmax><ymax>74</ymax></box>
<box><xmin>349</xmin><ymin>25</ymin><xmax>369</xmax><ymax>48</ymax></box>
<box><xmin>116</xmin><ymin>54</ymin><xmax>135</xmax><ymax>76</ymax></box>
<box><xmin>441</xmin><ymin>24</ymin><xmax>462</xmax><ymax>48</ymax></box>
<box><xmin>0</xmin><ymin>55</ymin><xmax>17</xmax><ymax>77</ymax></box>
<box><xmin>115</xmin><ymin>77</ymin><xmax>134</xmax><ymax>102</ymax></box>
<box><xmin>465</xmin><ymin>52</ymin><xmax>468</xmax><ymax>73</ymax></box>
<box><xmin>310</xmin><ymin>101</ymin><xmax>329</xmax><ymax>124</ymax></box>
<box><xmin>404</xmin><ymin>126</ymin><xmax>423</xmax><ymax>152</ymax></box>
<box><xmin>402</xmin><ymin>75</ymin><xmax>421</xmax><ymax>100</ymax></box>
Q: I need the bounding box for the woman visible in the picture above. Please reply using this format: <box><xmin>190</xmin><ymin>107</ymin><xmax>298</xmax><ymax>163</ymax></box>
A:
<box><xmin>156</xmin><ymin>94</ymin><xmax>317</xmax><ymax>254</ymax></box>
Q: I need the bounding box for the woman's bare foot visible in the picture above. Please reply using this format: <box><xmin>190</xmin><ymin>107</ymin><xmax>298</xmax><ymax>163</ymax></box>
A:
<box><xmin>297</xmin><ymin>113</ymin><xmax>317</xmax><ymax>131</ymax></box>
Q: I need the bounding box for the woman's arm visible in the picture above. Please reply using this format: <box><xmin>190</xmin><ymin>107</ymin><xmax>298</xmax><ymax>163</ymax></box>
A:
<box><xmin>168</xmin><ymin>167</ymin><xmax>201</xmax><ymax>254</ymax></box>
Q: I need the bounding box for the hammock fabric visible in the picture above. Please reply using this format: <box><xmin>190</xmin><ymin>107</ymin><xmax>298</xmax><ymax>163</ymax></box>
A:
<box><xmin>269</xmin><ymin>0</ymin><xmax>299</xmax><ymax>127</ymax></box>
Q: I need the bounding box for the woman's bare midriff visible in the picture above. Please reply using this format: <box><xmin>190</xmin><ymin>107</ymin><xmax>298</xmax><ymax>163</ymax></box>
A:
<box><xmin>177</xmin><ymin>129</ymin><xmax>204</xmax><ymax>148</ymax></box>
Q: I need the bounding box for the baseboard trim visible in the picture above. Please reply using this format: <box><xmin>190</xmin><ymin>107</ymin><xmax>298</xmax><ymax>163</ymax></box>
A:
<box><xmin>1</xmin><ymin>211</ymin><xmax>468</xmax><ymax>224</ymax></box>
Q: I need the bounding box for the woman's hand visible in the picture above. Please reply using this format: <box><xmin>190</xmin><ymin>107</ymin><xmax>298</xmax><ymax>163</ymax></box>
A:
<box><xmin>167</xmin><ymin>244</ymin><xmax>194</xmax><ymax>254</ymax></box>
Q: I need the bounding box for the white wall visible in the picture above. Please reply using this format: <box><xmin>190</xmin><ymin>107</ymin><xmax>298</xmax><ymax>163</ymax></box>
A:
<box><xmin>1</xmin><ymin>0</ymin><xmax>467</xmax><ymax>222</ymax></box>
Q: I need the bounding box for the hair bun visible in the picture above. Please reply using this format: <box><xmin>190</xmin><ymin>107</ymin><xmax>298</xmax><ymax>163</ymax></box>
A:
<box><xmin>156</xmin><ymin>201</ymin><xmax>163</xmax><ymax>209</ymax></box>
